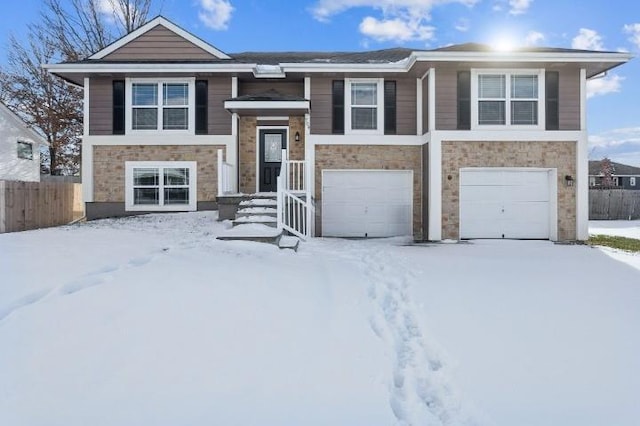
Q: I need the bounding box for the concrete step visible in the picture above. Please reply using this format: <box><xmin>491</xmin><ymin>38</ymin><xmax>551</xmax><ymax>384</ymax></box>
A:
<box><xmin>236</xmin><ymin>206</ymin><xmax>277</xmax><ymax>218</ymax></box>
<box><xmin>216</xmin><ymin>223</ymin><xmax>282</xmax><ymax>244</ymax></box>
<box><xmin>232</xmin><ymin>215</ymin><xmax>277</xmax><ymax>227</ymax></box>
<box><xmin>239</xmin><ymin>198</ymin><xmax>277</xmax><ymax>208</ymax></box>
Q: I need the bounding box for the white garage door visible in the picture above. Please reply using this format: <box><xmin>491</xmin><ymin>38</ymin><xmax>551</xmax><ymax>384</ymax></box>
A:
<box><xmin>459</xmin><ymin>168</ymin><xmax>555</xmax><ymax>239</ymax></box>
<box><xmin>322</xmin><ymin>170</ymin><xmax>413</xmax><ymax>237</ymax></box>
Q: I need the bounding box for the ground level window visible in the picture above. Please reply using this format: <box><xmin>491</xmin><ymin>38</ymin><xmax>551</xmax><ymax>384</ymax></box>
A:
<box><xmin>125</xmin><ymin>161</ymin><xmax>197</xmax><ymax>211</ymax></box>
<box><xmin>631</xmin><ymin>177</ymin><xmax>636</xmax><ymax>187</ymax></box>
<box><xmin>17</xmin><ymin>141</ymin><xmax>33</xmax><ymax>160</ymax></box>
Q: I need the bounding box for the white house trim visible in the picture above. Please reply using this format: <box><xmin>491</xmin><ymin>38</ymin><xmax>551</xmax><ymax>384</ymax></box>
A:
<box><xmin>428</xmin><ymin>68</ymin><xmax>436</xmax><ymax>134</ymax></box>
<box><xmin>433</xmin><ymin>130</ymin><xmax>583</xmax><ymax>142</ymax></box>
<box><xmin>413</xmin><ymin>50</ymin><xmax>632</xmax><ymax>65</ymax></box>
<box><xmin>82</xmin><ymin>142</ymin><xmax>93</xmax><ymax>202</ymax></box>
<box><xmin>470</xmin><ymin>68</ymin><xmax>545</xmax><ymax>131</ymax></box>
<box><xmin>428</xmin><ymin>135</ymin><xmax>442</xmax><ymax>241</ymax></box>
<box><xmin>307</xmin><ymin>135</ymin><xmax>424</xmax><ymax>146</ymax></box>
<box><xmin>224</xmin><ymin>100</ymin><xmax>310</xmax><ymax>111</ymax></box>
<box><xmin>576</xmin><ymin>68</ymin><xmax>589</xmax><ymax>240</ymax></box>
<box><xmin>45</xmin><ymin>63</ymin><xmax>256</xmax><ymax>75</ymax></box>
<box><xmin>125</xmin><ymin>77</ymin><xmax>196</xmax><ymax>135</ymax></box>
<box><xmin>83</xmin><ymin>77</ymin><xmax>90</xmax><ymax>136</ymax></box>
<box><xmin>90</xmin><ymin>16</ymin><xmax>230</xmax><ymax>60</ymax></box>
<box><xmin>82</xmin><ymin>135</ymin><xmax>234</xmax><ymax>146</ymax></box>
<box><xmin>344</xmin><ymin>78</ymin><xmax>385</xmax><ymax>135</ymax></box>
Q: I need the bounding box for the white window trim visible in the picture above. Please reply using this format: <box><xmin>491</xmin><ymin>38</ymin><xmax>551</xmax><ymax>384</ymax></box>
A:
<box><xmin>345</xmin><ymin>78</ymin><xmax>384</xmax><ymax>135</ymax></box>
<box><xmin>630</xmin><ymin>177</ymin><xmax>636</xmax><ymax>187</ymax></box>
<box><xmin>471</xmin><ymin>69</ymin><xmax>545</xmax><ymax>131</ymax></box>
<box><xmin>125</xmin><ymin>161</ymin><xmax>197</xmax><ymax>211</ymax></box>
<box><xmin>125</xmin><ymin>77</ymin><xmax>196</xmax><ymax>135</ymax></box>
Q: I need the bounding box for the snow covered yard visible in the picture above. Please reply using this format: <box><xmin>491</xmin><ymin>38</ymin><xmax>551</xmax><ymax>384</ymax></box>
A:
<box><xmin>1</xmin><ymin>212</ymin><xmax>639</xmax><ymax>426</ymax></box>
<box><xmin>589</xmin><ymin>220</ymin><xmax>640</xmax><ymax>270</ymax></box>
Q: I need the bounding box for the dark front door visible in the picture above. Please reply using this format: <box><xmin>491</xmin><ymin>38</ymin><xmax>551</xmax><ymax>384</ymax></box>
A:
<box><xmin>259</xmin><ymin>129</ymin><xmax>287</xmax><ymax>192</ymax></box>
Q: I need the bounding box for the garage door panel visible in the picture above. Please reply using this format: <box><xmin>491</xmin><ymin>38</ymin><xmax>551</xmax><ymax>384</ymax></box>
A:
<box><xmin>322</xmin><ymin>170</ymin><xmax>412</xmax><ymax>238</ymax></box>
<box><xmin>460</xmin><ymin>169</ymin><xmax>552</xmax><ymax>240</ymax></box>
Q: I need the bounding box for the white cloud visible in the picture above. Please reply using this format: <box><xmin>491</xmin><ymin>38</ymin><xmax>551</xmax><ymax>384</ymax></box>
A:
<box><xmin>589</xmin><ymin>127</ymin><xmax>640</xmax><ymax>167</ymax></box>
<box><xmin>198</xmin><ymin>0</ymin><xmax>233</xmax><ymax>30</ymax></box>
<box><xmin>572</xmin><ymin>28</ymin><xmax>604</xmax><ymax>50</ymax></box>
<box><xmin>360</xmin><ymin>17</ymin><xmax>435</xmax><ymax>42</ymax></box>
<box><xmin>509</xmin><ymin>0</ymin><xmax>532</xmax><ymax>15</ymax></box>
<box><xmin>524</xmin><ymin>30</ymin><xmax>544</xmax><ymax>45</ymax></box>
<box><xmin>455</xmin><ymin>18</ymin><xmax>470</xmax><ymax>32</ymax></box>
<box><xmin>311</xmin><ymin>0</ymin><xmax>479</xmax><ymax>43</ymax></box>
<box><xmin>587</xmin><ymin>74</ymin><xmax>624</xmax><ymax>98</ymax></box>
<box><xmin>623</xmin><ymin>23</ymin><xmax>640</xmax><ymax>49</ymax></box>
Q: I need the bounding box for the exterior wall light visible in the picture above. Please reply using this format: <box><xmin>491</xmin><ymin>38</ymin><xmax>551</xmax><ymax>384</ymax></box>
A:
<box><xmin>295</xmin><ymin>131</ymin><xmax>300</xmax><ymax>142</ymax></box>
<box><xmin>565</xmin><ymin>175</ymin><xmax>574</xmax><ymax>187</ymax></box>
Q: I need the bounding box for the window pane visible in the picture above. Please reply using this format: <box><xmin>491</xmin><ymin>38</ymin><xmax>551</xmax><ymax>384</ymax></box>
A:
<box><xmin>511</xmin><ymin>75</ymin><xmax>538</xmax><ymax>99</ymax></box>
<box><xmin>264</xmin><ymin>134</ymin><xmax>283</xmax><ymax>162</ymax></box>
<box><xmin>479</xmin><ymin>75</ymin><xmax>505</xmax><ymax>98</ymax></box>
<box><xmin>511</xmin><ymin>101</ymin><xmax>538</xmax><ymax>125</ymax></box>
<box><xmin>163</xmin><ymin>108</ymin><xmax>188</xmax><ymax>130</ymax></box>
<box><xmin>164</xmin><ymin>83</ymin><xmax>188</xmax><ymax>106</ymax></box>
<box><xmin>351</xmin><ymin>83</ymin><xmax>377</xmax><ymax>105</ymax></box>
<box><xmin>133</xmin><ymin>108</ymin><xmax>158</xmax><ymax>130</ymax></box>
<box><xmin>134</xmin><ymin>168</ymin><xmax>159</xmax><ymax>186</ymax></box>
<box><xmin>164</xmin><ymin>168</ymin><xmax>189</xmax><ymax>186</ymax></box>
<box><xmin>352</xmin><ymin>107</ymin><xmax>377</xmax><ymax>129</ymax></box>
<box><xmin>17</xmin><ymin>141</ymin><xmax>33</xmax><ymax>160</ymax></box>
<box><xmin>479</xmin><ymin>101</ymin><xmax>505</xmax><ymax>125</ymax></box>
<box><xmin>134</xmin><ymin>188</ymin><xmax>159</xmax><ymax>205</ymax></box>
<box><xmin>132</xmin><ymin>84</ymin><xmax>157</xmax><ymax>106</ymax></box>
<box><xmin>164</xmin><ymin>188</ymin><xmax>189</xmax><ymax>205</ymax></box>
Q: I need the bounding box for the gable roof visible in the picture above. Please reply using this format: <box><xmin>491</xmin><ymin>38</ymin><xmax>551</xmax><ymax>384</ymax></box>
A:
<box><xmin>89</xmin><ymin>16</ymin><xmax>230</xmax><ymax>60</ymax></box>
<box><xmin>0</xmin><ymin>102</ymin><xmax>48</xmax><ymax>146</ymax></box>
<box><xmin>589</xmin><ymin>160</ymin><xmax>640</xmax><ymax>176</ymax></box>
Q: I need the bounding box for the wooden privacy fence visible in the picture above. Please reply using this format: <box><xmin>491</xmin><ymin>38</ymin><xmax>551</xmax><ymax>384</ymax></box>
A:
<box><xmin>0</xmin><ymin>180</ymin><xmax>83</xmax><ymax>233</ymax></box>
<box><xmin>589</xmin><ymin>189</ymin><xmax>640</xmax><ymax>220</ymax></box>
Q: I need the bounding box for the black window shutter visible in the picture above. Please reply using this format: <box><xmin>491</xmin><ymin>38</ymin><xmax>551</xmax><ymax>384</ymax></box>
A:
<box><xmin>332</xmin><ymin>80</ymin><xmax>344</xmax><ymax>134</ymax></box>
<box><xmin>457</xmin><ymin>71</ymin><xmax>471</xmax><ymax>130</ymax></box>
<box><xmin>384</xmin><ymin>80</ymin><xmax>397</xmax><ymax>134</ymax></box>
<box><xmin>112</xmin><ymin>80</ymin><xmax>125</xmax><ymax>135</ymax></box>
<box><xmin>545</xmin><ymin>71</ymin><xmax>559</xmax><ymax>130</ymax></box>
<box><xmin>195</xmin><ymin>80</ymin><xmax>208</xmax><ymax>135</ymax></box>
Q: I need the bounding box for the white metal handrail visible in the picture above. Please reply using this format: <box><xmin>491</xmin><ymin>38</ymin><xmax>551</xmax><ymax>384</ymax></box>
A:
<box><xmin>217</xmin><ymin>149</ymin><xmax>234</xmax><ymax>196</ymax></box>
<box><xmin>277</xmin><ymin>149</ymin><xmax>314</xmax><ymax>240</ymax></box>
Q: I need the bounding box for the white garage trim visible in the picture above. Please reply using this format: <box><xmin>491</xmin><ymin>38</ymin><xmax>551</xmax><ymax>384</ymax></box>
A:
<box><xmin>459</xmin><ymin>167</ymin><xmax>558</xmax><ymax>241</ymax></box>
<box><xmin>322</xmin><ymin>169</ymin><xmax>413</xmax><ymax>238</ymax></box>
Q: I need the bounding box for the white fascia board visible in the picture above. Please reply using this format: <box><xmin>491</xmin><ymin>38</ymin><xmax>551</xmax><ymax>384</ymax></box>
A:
<box><xmin>280</xmin><ymin>63</ymin><xmax>409</xmax><ymax>73</ymax></box>
<box><xmin>224</xmin><ymin>101</ymin><xmax>310</xmax><ymax>110</ymax></box>
<box><xmin>435</xmin><ymin>130</ymin><xmax>583</xmax><ymax>142</ymax></box>
<box><xmin>90</xmin><ymin>16</ymin><xmax>230</xmax><ymax>60</ymax></box>
<box><xmin>83</xmin><ymin>134</ymin><xmax>235</xmax><ymax>146</ymax></box>
<box><xmin>308</xmin><ymin>135</ymin><xmax>424</xmax><ymax>146</ymax></box>
<box><xmin>412</xmin><ymin>50</ymin><xmax>633</xmax><ymax>64</ymax></box>
<box><xmin>44</xmin><ymin>63</ymin><xmax>256</xmax><ymax>74</ymax></box>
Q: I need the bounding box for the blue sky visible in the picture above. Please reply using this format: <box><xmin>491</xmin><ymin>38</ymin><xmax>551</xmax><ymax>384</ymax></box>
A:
<box><xmin>1</xmin><ymin>0</ymin><xmax>640</xmax><ymax>166</ymax></box>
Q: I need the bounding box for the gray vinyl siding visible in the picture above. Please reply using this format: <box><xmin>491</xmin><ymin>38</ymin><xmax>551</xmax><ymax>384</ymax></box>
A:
<box><xmin>558</xmin><ymin>68</ymin><xmax>580</xmax><ymax>130</ymax></box>
<box><xmin>88</xmin><ymin>76</ymin><xmax>231</xmax><ymax>135</ymax></box>
<box><xmin>434</xmin><ymin>65</ymin><xmax>582</xmax><ymax>131</ymax></box>
<box><xmin>310</xmin><ymin>77</ymin><xmax>332</xmax><ymax>134</ymax></box>
<box><xmin>396</xmin><ymin>77</ymin><xmax>417</xmax><ymax>135</ymax></box>
<box><xmin>208</xmin><ymin>76</ymin><xmax>232</xmax><ymax>135</ymax></box>
<box><xmin>310</xmin><ymin>76</ymin><xmax>416</xmax><ymax>135</ymax></box>
<box><xmin>238</xmin><ymin>80</ymin><xmax>304</xmax><ymax>97</ymax></box>
<box><xmin>435</xmin><ymin>67</ymin><xmax>458</xmax><ymax>131</ymax></box>
<box><xmin>89</xmin><ymin>77</ymin><xmax>113</xmax><ymax>135</ymax></box>
<box><xmin>102</xmin><ymin>25</ymin><xmax>217</xmax><ymax>61</ymax></box>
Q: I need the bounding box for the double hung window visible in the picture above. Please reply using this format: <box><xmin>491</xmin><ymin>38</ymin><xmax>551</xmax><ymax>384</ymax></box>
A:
<box><xmin>129</xmin><ymin>80</ymin><xmax>193</xmax><ymax>132</ymax></box>
<box><xmin>126</xmin><ymin>161</ymin><xmax>197</xmax><ymax>211</ymax></box>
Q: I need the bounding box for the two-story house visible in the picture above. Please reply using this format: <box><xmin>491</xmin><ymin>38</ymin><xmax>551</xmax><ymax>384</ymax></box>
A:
<box><xmin>46</xmin><ymin>16</ymin><xmax>631</xmax><ymax>241</ymax></box>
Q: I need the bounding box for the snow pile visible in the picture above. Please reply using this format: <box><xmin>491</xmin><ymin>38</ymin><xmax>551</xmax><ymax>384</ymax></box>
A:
<box><xmin>1</xmin><ymin>212</ymin><xmax>639</xmax><ymax>425</ymax></box>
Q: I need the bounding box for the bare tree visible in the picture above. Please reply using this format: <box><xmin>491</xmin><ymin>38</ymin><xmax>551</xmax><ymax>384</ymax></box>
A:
<box><xmin>0</xmin><ymin>29</ymin><xmax>82</xmax><ymax>175</ymax></box>
<box><xmin>40</xmin><ymin>0</ymin><xmax>156</xmax><ymax>60</ymax></box>
<box><xmin>600</xmin><ymin>157</ymin><xmax>616</xmax><ymax>187</ymax></box>
<box><xmin>0</xmin><ymin>0</ymin><xmax>157</xmax><ymax>175</ymax></box>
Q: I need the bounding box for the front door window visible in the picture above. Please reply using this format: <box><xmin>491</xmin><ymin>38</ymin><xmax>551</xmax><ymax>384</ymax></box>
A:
<box><xmin>264</xmin><ymin>133</ymin><xmax>283</xmax><ymax>162</ymax></box>
<box><xmin>259</xmin><ymin>129</ymin><xmax>287</xmax><ymax>192</ymax></box>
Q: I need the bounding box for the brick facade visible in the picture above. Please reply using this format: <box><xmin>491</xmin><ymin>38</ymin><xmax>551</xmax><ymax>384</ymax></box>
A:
<box><xmin>93</xmin><ymin>145</ymin><xmax>224</xmax><ymax>202</ymax></box>
<box><xmin>441</xmin><ymin>141</ymin><xmax>577</xmax><ymax>240</ymax></box>
<box><xmin>314</xmin><ymin>145</ymin><xmax>423</xmax><ymax>239</ymax></box>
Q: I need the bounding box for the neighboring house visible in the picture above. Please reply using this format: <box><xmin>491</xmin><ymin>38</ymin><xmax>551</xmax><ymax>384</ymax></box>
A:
<box><xmin>0</xmin><ymin>102</ymin><xmax>46</xmax><ymax>182</ymax></box>
<box><xmin>46</xmin><ymin>16</ymin><xmax>631</xmax><ymax>241</ymax></box>
<box><xmin>588</xmin><ymin>160</ymin><xmax>640</xmax><ymax>189</ymax></box>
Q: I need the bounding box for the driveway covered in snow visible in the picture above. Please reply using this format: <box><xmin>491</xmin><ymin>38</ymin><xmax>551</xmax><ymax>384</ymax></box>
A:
<box><xmin>1</xmin><ymin>212</ymin><xmax>639</xmax><ymax>426</ymax></box>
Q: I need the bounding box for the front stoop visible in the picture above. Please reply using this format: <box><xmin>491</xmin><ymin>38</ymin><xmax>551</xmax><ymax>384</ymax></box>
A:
<box><xmin>216</xmin><ymin>194</ymin><xmax>299</xmax><ymax>251</ymax></box>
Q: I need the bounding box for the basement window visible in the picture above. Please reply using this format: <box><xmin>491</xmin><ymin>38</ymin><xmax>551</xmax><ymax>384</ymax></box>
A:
<box><xmin>125</xmin><ymin>161</ymin><xmax>197</xmax><ymax>211</ymax></box>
